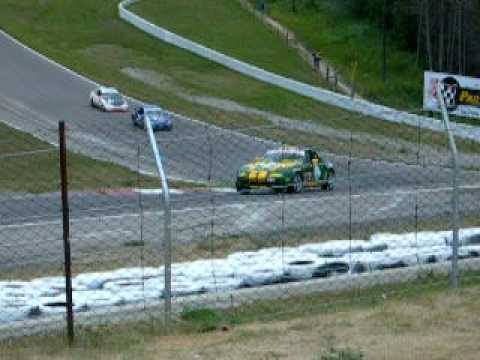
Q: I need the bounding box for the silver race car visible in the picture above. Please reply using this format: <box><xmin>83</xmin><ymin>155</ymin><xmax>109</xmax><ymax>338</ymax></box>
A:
<box><xmin>89</xmin><ymin>87</ymin><xmax>128</xmax><ymax>112</ymax></box>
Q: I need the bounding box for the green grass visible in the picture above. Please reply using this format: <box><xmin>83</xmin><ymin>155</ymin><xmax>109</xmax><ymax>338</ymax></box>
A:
<box><xmin>170</xmin><ymin>270</ymin><xmax>480</xmax><ymax>333</ymax></box>
<box><xmin>0</xmin><ymin>120</ymin><xmax>187</xmax><ymax>193</ymax></box>
<box><xmin>0</xmin><ymin>0</ymin><xmax>344</xmax><ymax>125</ymax></box>
<box><xmin>320</xmin><ymin>347</ymin><xmax>365</xmax><ymax>360</ymax></box>
<box><xmin>252</xmin><ymin>0</ymin><xmax>423</xmax><ymax>110</ymax></box>
<box><xmin>180</xmin><ymin>308</ymin><xmax>226</xmax><ymax>333</ymax></box>
<box><xmin>257</xmin><ymin>0</ymin><xmax>480</xmax><ymax>129</ymax></box>
<box><xmin>131</xmin><ymin>0</ymin><xmax>421</xmax><ymax>110</ymax></box>
<box><xmin>131</xmin><ymin>0</ymin><xmax>327</xmax><ymax>87</ymax></box>
<box><xmin>126</xmin><ymin>0</ymin><xmax>480</xmax><ymax>156</ymax></box>
<box><xmin>1</xmin><ymin>0</ymin><xmax>478</xmax><ymax>161</ymax></box>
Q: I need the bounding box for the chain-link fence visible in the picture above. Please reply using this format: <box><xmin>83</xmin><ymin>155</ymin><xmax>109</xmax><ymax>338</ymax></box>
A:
<box><xmin>1</xmin><ymin>108</ymin><xmax>480</xmax><ymax>340</ymax></box>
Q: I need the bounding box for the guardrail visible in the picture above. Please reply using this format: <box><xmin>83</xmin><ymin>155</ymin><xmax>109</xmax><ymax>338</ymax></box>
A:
<box><xmin>118</xmin><ymin>0</ymin><xmax>480</xmax><ymax>142</ymax></box>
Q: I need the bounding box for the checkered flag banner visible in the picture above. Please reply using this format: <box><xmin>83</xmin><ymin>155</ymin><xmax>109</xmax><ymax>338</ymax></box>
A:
<box><xmin>439</xmin><ymin>76</ymin><xmax>460</xmax><ymax>111</ymax></box>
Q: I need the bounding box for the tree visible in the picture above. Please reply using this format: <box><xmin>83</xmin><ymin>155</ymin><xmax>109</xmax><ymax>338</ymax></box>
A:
<box><xmin>348</xmin><ymin>0</ymin><xmax>479</xmax><ymax>75</ymax></box>
<box><xmin>285</xmin><ymin>0</ymin><xmax>479</xmax><ymax>75</ymax></box>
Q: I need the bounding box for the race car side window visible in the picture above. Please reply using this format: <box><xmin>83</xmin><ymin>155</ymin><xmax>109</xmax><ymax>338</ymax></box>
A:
<box><xmin>304</xmin><ymin>151</ymin><xmax>312</xmax><ymax>164</ymax></box>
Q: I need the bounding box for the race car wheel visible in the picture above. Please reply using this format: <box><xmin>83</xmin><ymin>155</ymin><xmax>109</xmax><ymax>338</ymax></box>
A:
<box><xmin>90</xmin><ymin>98</ymin><xmax>95</xmax><ymax>108</ymax></box>
<box><xmin>289</xmin><ymin>174</ymin><xmax>303</xmax><ymax>193</ymax></box>
<box><xmin>322</xmin><ymin>171</ymin><xmax>336</xmax><ymax>191</ymax></box>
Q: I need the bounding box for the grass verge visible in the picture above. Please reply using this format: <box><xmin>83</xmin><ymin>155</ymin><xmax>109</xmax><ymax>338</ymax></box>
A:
<box><xmin>0</xmin><ymin>121</ymin><xmax>191</xmax><ymax>193</ymax></box>
<box><xmin>250</xmin><ymin>0</ymin><xmax>423</xmax><ymax>110</ymax></box>
<box><xmin>130</xmin><ymin>0</ymin><xmax>328</xmax><ymax>88</ymax></box>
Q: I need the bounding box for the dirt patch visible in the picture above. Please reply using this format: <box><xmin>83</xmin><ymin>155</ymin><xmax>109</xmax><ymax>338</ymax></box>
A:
<box><xmin>122</xmin><ymin>67</ymin><xmax>180</xmax><ymax>92</ymax></box>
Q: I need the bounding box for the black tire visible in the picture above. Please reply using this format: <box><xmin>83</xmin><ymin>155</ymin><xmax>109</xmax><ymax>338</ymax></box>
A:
<box><xmin>288</xmin><ymin>174</ymin><xmax>303</xmax><ymax>193</ymax></box>
<box><xmin>328</xmin><ymin>171</ymin><xmax>336</xmax><ymax>191</ymax></box>
<box><xmin>90</xmin><ymin>98</ymin><xmax>95</xmax><ymax>108</ymax></box>
<box><xmin>322</xmin><ymin>170</ymin><xmax>335</xmax><ymax>191</ymax></box>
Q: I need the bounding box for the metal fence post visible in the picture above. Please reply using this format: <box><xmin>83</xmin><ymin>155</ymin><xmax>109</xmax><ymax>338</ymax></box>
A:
<box><xmin>437</xmin><ymin>85</ymin><xmax>460</xmax><ymax>288</ymax></box>
<box><xmin>348</xmin><ymin>132</ymin><xmax>353</xmax><ymax>241</ymax></box>
<box><xmin>145</xmin><ymin>117</ymin><xmax>172</xmax><ymax>328</ymax></box>
<box><xmin>136</xmin><ymin>144</ymin><xmax>147</xmax><ymax>309</ymax></box>
<box><xmin>414</xmin><ymin>118</ymin><xmax>421</xmax><ymax>259</ymax></box>
<box><xmin>207</xmin><ymin>127</ymin><xmax>216</xmax><ymax>257</ymax></box>
<box><xmin>58</xmin><ymin>121</ymin><xmax>74</xmax><ymax>344</ymax></box>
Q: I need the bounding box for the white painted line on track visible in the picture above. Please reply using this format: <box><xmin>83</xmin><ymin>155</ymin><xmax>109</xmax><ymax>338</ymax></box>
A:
<box><xmin>72</xmin><ymin>229</ymin><xmax>136</xmax><ymax>240</ymax></box>
<box><xmin>2</xmin><ymin>183</ymin><xmax>479</xmax><ymax>230</ymax></box>
<box><xmin>0</xmin><ymin>220</ymin><xmax>62</xmax><ymax>229</ymax></box>
<box><xmin>262</xmin><ymin>183</ymin><xmax>480</xmax><ymax>206</ymax></box>
<box><xmin>133</xmin><ymin>188</ymin><xmax>184</xmax><ymax>195</ymax></box>
<box><xmin>0</xmin><ymin>204</ymin><xmax>248</xmax><ymax>229</ymax></box>
<box><xmin>210</xmin><ymin>187</ymin><xmax>237</xmax><ymax>193</ymax></box>
<box><xmin>173</xmin><ymin>203</ymin><xmax>248</xmax><ymax>213</ymax></box>
<box><xmin>360</xmin><ymin>183</ymin><xmax>480</xmax><ymax>198</ymax></box>
<box><xmin>371</xmin><ymin>193</ymin><xmax>406</xmax><ymax>215</ymax></box>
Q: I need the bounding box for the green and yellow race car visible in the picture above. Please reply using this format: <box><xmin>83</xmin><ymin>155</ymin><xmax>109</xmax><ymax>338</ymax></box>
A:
<box><xmin>235</xmin><ymin>148</ymin><xmax>335</xmax><ymax>194</ymax></box>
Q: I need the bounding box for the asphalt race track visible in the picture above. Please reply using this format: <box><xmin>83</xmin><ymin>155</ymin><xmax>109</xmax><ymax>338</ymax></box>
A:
<box><xmin>0</xmin><ymin>31</ymin><xmax>475</xmax><ymax>188</ymax></box>
<box><xmin>0</xmin><ymin>31</ymin><xmax>274</xmax><ymax>183</ymax></box>
<box><xmin>1</xmin><ymin>31</ymin><xmax>480</xmax><ymax>269</ymax></box>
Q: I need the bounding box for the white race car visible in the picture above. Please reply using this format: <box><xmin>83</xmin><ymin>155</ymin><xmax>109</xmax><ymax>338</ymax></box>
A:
<box><xmin>89</xmin><ymin>87</ymin><xmax>128</xmax><ymax>112</ymax></box>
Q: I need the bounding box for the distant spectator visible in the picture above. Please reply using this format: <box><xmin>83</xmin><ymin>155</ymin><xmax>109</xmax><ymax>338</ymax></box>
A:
<box><xmin>312</xmin><ymin>51</ymin><xmax>320</xmax><ymax>72</ymax></box>
<box><xmin>256</xmin><ymin>0</ymin><xmax>266</xmax><ymax>12</ymax></box>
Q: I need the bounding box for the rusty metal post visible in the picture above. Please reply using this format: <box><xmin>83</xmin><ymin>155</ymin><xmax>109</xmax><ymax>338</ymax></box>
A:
<box><xmin>59</xmin><ymin>121</ymin><xmax>74</xmax><ymax>343</ymax></box>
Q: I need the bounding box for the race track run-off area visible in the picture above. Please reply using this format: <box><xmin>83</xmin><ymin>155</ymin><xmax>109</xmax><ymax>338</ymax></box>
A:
<box><xmin>1</xmin><ymin>16</ymin><xmax>480</xmax><ymax>336</ymax></box>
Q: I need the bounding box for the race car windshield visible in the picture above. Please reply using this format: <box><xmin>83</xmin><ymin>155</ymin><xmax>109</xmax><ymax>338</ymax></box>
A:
<box><xmin>264</xmin><ymin>151</ymin><xmax>304</xmax><ymax>162</ymax></box>
<box><xmin>145</xmin><ymin>111</ymin><xmax>163</xmax><ymax>119</ymax></box>
<box><xmin>102</xmin><ymin>94</ymin><xmax>124</xmax><ymax>105</ymax></box>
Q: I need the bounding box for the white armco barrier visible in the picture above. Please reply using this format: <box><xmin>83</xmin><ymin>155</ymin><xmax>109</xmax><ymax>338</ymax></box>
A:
<box><xmin>118</xmin><ymin>0</ymin><xmax>480</xmax><ymax>142</ymax></box>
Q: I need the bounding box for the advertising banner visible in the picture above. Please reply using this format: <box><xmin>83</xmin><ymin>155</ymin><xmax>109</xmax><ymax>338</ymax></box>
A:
<box><xmin>423</xmin><ymin>71</ymin><xmax>480</xmax><ymax>119</ymax></box>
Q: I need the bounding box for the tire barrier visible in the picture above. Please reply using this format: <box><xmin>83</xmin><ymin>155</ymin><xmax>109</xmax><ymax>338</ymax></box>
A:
<box><xmin>2</xmin><ymin>228</ymin><xmax>480</xmax><ymax>324</ymax></box>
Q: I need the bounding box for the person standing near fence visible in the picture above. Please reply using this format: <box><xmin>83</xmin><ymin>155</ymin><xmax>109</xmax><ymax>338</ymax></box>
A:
<box><xmin>256</xmin><ymin>0</ymin><xmax>266</xmax><ymax>13</ymax></box>
<box><xmin>312</xmin><ymin>51</ymin><xmax>321</xmax><ymax>72</ymax></box>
